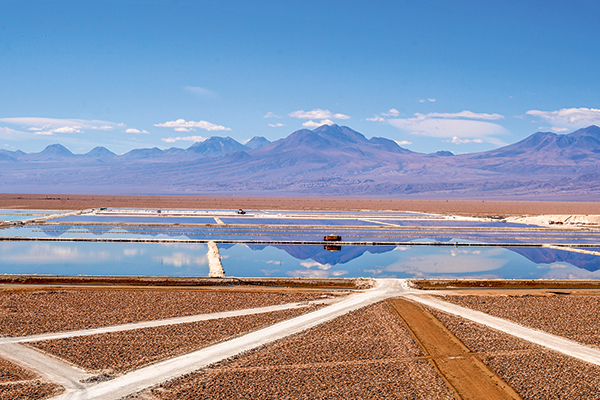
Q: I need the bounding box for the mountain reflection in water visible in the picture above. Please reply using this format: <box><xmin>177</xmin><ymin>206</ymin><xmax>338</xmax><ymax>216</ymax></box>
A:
<box><xmin>0</xmin><ymin>240</ymin><xmax>597</xmax><ymax>280</ymax></box>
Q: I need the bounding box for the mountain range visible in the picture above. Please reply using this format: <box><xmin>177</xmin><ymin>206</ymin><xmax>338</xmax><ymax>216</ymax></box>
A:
<box><xmin>1</xmin><ymin>125</ymin><xmax>600</xmax><ymax>199</ymax></box>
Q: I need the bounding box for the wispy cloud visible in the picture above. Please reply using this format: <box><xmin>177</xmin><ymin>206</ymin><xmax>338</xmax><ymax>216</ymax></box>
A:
<box><xmin>286</xmin><ymin>269</ymin><xmax>348</xmax><ymax>278</ymax></box>
<box><xmin>544</xmin><ymin>127</ymin><xmax>570</xmax><ymax>133</ymax></box>
<box><xmin>299</xmin><ymin>261</ymin><xmax>332</xmax><ymax>270</ymax></box>
<box><xmin>366</xmin><ymin>108</ymin><xmax>400</xmax><ymax>122</ymax></box>
<box><xmin>184</xmin><ymin>86</ymin><xmax>216</xmax><ymax>98</ymax></box>
<box><xmin>123</xmin><ymin>248</ymin><xmax>144</xmax><ymax>256</ymax></box>
<box><xmin>154</xmin><ymin>119</ymin><xmax>231</xmax><ymax>132</ymax></box>
<box><xmin>449</xmin><ymin>136</ymin><xmax>483</xmax><ymax>145</ymax></box>
<box><xmin>263</xmin><ymin>112</ymin><xmax>282</xmax><ymax>118</ymax></box>
<box><xmin>388</xmin><ymin>110</ymin><xmax>508</xmax><ymax>145</ymax></box>
<box><xmin>395</xmin><ymin>140</ymin><xmax>412</xmax><ymax>145</ymax></box>
<box><xmin>526</xmin><ymin>107</ymin><xmax>600</xmax><ymax>132</ymax></box>
<box><xmin>289</xmin><ymin>108</ymin><xmax>350</xmax><ymax>120</ymax></box>
<box><xmin>125</xmin><ymin>128</ymin><xmax>149</xmax><ymax>134</ymax></box>
<box><xmin>538</xmin><ymin>263</ymin><xmax>600</xmax><ymax>280</ymax></box>
<box><xmin>363</xmin><ymin>268</ymin><xmax>384</xmax><ymax>275</ymax></box>
<box><xmin>0</xmin><ymin>243</ymin><xmax>110</xmax><ymax>263</ymax></box>
<box><xmin>393</xmin><ymin>246</ymin><xmax>410</xmax><ymax>251</ymax></box>
<box><xmin>0</xmin><ymin>117</ymin><xmax>124</xmax><ymax>136</ymax></box>
<box><xmin>52</xmin><ymin>126</ymin><xmax>82</xmax><ymax>134</ymax></box>
<box><xmin>288</xmin><ymin>108</ymin><xmax>350</xmax><ymax>128</ymax></box>
<box><xmin>153</xmin><ymin>252</ymin><xmax>207</xmax><ymax>267</ymax></box>
<box><xmin>419</xmin><ymin>98</ymin><xmax>437</xmax><ymax>103</ymax></box>
<box><xmin>386</xmin><ymin>247</ymin><xmax>508</xmax><ymax>275</ymax></box>
<box><xmin>0</xmin><ymin>127</ymin><xmax>18</xmax><ymax>136</ymax></box>
<box><xmin>302</xmin><ymin>119</ymin><xmax>334</xmax><ymax>128</ymax></box>
<box><xmin>161</xmin><ymin>135</ymin><xmax>207</xmax><ymax>143</ymax></box>
<box><xmin>261</xmin><ymin>269</ymin><xmax>280</xmax><ymax>276</ymax></box>
<box><xmin>33</xmin><ymin>129</ymin><xmax>60</xmax><ymax>135</ymax></box>
<box><xmin>414</xmin><ymin>111</ymin><xmax>504</xmax><ymax>120</ymax></box>
<box><xmin>268</xmin><ymin>123</ymin><xmax>285</xmax><ymax>128</ymax></box>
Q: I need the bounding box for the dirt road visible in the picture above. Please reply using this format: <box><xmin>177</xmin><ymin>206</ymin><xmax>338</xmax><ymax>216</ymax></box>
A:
<box><xmin>404</xmin><ymin>293</ymin><xmax>600</xmax><ymax>366</ymax></box>
<box><xmin>0</xmin><ymin>342</ymin><xmax>90</xmax><ymax>390</ymax></box>
<box><xmin>389</xmin><ymin>298</ymin><xmax>522</xmax><ymax>400</ymax></box>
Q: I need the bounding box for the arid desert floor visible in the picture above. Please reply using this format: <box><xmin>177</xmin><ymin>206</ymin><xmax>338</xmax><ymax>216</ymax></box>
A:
<box><xmin>1</xmin><ymin>279</ymin><xmax>600</xmax><ymax>399</ymax></box>
<box><xmin>2</xmin><ymin>193</ymin><xmax>600</xmax><ymax>216</ymax></box>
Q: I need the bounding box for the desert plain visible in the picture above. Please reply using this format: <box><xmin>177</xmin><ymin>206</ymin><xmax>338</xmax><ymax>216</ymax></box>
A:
<box><xmin>2</xmin><ymin>193</ymin><xmax>600</xmax><ymax>216</ymax></box>
<box><xmin>1</xmin><ymin>195</ymin><xmax>600</xmax><ymax>399</ymax></box>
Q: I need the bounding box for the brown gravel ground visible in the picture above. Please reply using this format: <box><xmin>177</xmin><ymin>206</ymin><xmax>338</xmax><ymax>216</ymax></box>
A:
<box><xmin>413</xmin><ymin>279</ymin><xmax>600</xmax><ymax>290</ymax></box>
<box><xmin>147</xmin><ymin>360</ymin><xmax>445</xmax><ymax>400</ymax></box>
<box><xmin>0</xmin><ymin>357</ymin><xmax>37</xmax><ymax>383</ymax></box>
<box><xmin>218</xmin><ymin>301</ymin><xmax>424</xmax><ymax>368</ymax></box>
<box><xmin>2</xmin><ymin>193</ymin><xmax>599</xmax><ymax>216</ymax></box>
<box><xmin>0</xmin><ymin>357</ymin><xmax>63</xmax><ymax>399</ymax></box>
<box><xmin>438</xmin><ymin>294</ymin><xmax>600</xmax><ymax>346</ymax></box>
<box><xmin>429</xmin><ymin>307</ymin><xmax>600</xmax><ymax>399</ymax></box>
<box><xmin>0</xmin><ymin>289</ymin><xmax>324</xmax><ymax>336</ymax></box>
<box><xmin>0</xmin><ymin>381</ymin><xmax>63</xmax><ymax>400</ymax></box>
<box><xmin>139</xmin><ymin>301</ymin><xmax>454</xmax><ymax>400</ymax></box>
<box><xmin>31</xmin><ymin>306</ymin><xmax>320</xmax><ymax>374</ymax></box>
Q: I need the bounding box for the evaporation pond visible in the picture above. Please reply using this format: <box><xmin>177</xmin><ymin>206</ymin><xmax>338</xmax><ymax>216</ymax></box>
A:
<box><xmin>52</xmin><ymin>216</ymin><xmax>218</xmax><ymax>224</ymax></box>
<box><xmin>0</xmin><ymin>210</ymin><xmax>73</xmax><ymax>222</ymax></box>
<box><xmin>1</xmin><ymin>241</ymin><xmax>598</xmax><ymax>280</ymax></box>
<box><xmin>219</xmin><ymin>218</ymin><xmax>382</xmax><ymax>226</ymax></box>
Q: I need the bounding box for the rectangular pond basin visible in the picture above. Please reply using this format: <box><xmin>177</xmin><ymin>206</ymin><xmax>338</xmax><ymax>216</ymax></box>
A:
<box><xmin>1</xmin><ymin>241</ymin><xmax>599</xmax><ymax>280</ymax></box>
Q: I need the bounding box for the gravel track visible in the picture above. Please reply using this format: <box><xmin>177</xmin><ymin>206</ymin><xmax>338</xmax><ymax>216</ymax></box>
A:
<box><xmin>215</xmin><ymin>301</ymin><xmax>423</xmax><ymax>368</ymax></box>
<box><xmin>51</xmin><ymin>280</ymin><xmax>400</xmax><ymax>400</ymax></box>
<box><xmin>429</xmin><ymin>308</ymin><xmax>600</xmax><ymax>399</ymax></box>
<box><xmin>141</xmin><ymin>301</ymin><xmax>452</xmax><ymax>400</ymax></box>
<box><xmin>405</xmin><ymin>293</ymin><xmax>600</xmax><ymax>366</ymax></box>
<box><xmin>0</xmin><ymin>301</ymin><xmax>322</xmax><ymax>345</ymax></box>
<box><xmin>0</xmin><ymin>289</ymin><xmax>323</xmax><ymax>336</ymax></box>
<box><xmin>0</xmin><ymin>343</ymin><xmax>90</xmax><ymax>390</ymax></box>
<box><xmin>31</xmin><ymin>307</ymin><xmax>320</xmax><ymax>374</ymax></box>
<box><xmin>439</xmin><ymin>294</ymin><xmax>600</xmax><ymax>346</ymax></box>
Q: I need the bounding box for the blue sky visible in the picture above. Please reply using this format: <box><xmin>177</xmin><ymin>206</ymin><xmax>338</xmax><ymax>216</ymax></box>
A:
<box><xmin>1</xmin><ymin>0</ymin><xmax>599</xmax><ymax>154</ymax></box>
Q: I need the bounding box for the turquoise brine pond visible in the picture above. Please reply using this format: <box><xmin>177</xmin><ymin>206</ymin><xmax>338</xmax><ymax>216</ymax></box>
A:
<box><xmin>2</xmin><ymin>208</ymin><xmax>599</xmax><ymax>279</ymax></box>
<box><xmin>0</xmin><ymin>241</ymin><xmax>598</xmax><ymax>280</ymax></box>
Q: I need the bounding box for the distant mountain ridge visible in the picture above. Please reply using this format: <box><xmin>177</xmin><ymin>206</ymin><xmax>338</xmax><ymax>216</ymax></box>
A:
<box><xmin>245</xmin><ymin>136</ymin><xmax>271</xmax><ymax>149</ymax></box>
<box><xmin>1</xmin><ymin>125</ymin><xmax>600</xmax><ymax>199</ymax></box>
<box><xmin>187</xmin><ymin>137</ymin><xmax>249</xmax><ymax>157</ymax></box>
<box><xmin>476</xmin><ymin>125</ymin><xmax>600</xmax><ymax>159</ymax></box>
<box><xmin>23</xmin><ymin>144</ymin><xmax>74</xmax><ymax>161</ymax></box>
<box><xmin>85</xmin><ymin>147</ymin><xmax>117</xmax><ymax>158</ymax></box>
